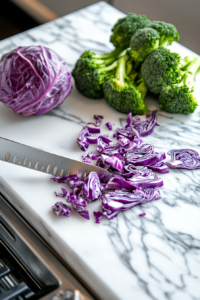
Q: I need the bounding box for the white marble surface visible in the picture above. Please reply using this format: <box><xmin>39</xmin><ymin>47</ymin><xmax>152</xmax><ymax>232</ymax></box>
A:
<box><xmin>0</xmin><ymin>2</ymin><xmax>200</xmax><ymax>300</ymax></box>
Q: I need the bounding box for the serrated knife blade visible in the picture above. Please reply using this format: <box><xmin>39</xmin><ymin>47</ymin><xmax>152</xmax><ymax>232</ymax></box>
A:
<box><xmin>0</xmin><ymin>138</ymin><xmax>112</xmax><ymax>182</ymax></box>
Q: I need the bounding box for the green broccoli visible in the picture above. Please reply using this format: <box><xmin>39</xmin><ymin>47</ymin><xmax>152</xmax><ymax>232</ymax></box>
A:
<box><xmin>110</xmin><ymin>13</ymin><xmax>150</xmax><ymax>49</ymax></box>
<box><xmin>141</xmin><ymin>47</ymin><xmax>183</xmax><ymax>94</ymax></box>
<box><xmin>72</xmin><ymin>49</ymin><xmax>125</xmax><ymax>99</ymax></box>
<box><xmin>146</xmin><ymin>21</ymin><xmax>179</xmax><ymax>47</ymax></box>
<box><xmin>159</xmin><ymin>56</ymin><xmax>200</xmax><ymax>113</ymax></box>
<box><xmin>104</xmin><ymin>54</ymin><xmax>148</xmax><ymax>115</ymax></box>
<box><xmin>129</xmin><ymin>21</ymin><xmax>180</xmax><ymax>64</ymax></box>
<box><xmin>129</xmin><ymin>28</ymin><xmax>160</xmax><ymax>65</ymax></box>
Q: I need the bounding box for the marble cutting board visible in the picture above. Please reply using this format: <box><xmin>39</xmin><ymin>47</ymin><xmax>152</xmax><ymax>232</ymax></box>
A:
<box><xmin>0</xmin><ymin>2</ymin><xmax>200</xmax><ymax>300</ymax></box>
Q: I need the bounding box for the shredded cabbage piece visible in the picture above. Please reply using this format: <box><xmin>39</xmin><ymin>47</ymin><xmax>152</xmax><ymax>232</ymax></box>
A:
<box><xmin>52</xmin><ymin>202</ymin><xmax>71</xmax><ymax>217</ymax></box>
<box><xmin>131</xmin><ymin>110</ymin><xmax>159</xmax><ymax>137</ymax></box>
<box><xmin>166</xmin><ymin>149</ymin><xmax>200</xmax><ymax>169</ymax></box>
<box><xmin>83</xmin><ymin>172</ymin><xmax>101</xmax><ymax>202</ymax></box>
<box><xmin>139</xmin><ymin>212</ymin><xmax>146</xmax><ymax>217</ymax></box>
<box><xmin>86</xmin><ymin>123</ymin><xmax>101</xmax><ymax>133</ymax></box>
<box><xmin>148</xmin><ymin>161</ymin><xmax>169</xmax><ymax>174</ymax></box>
<box><xmin>94</xmin><ymin>115</ymin><xmax>104</xmax><ymax>127</ymax></box>
<box><xmin>77</xmin><ymin>126</ymin><xmax>90</xmax><ymax>151</ymax></box>
<box><xmin>94</xmin><ymin>188</ymin><xmax>161</xmax><ymax>223</ymax></box>
<box><xmin>106</xmin><ymin>122</ymin><xmax>112</xmax><ymax>130</ymax></box>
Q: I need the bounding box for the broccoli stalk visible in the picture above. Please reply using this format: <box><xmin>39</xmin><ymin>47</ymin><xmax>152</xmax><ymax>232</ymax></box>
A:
<box><xmin>104</xmin><ymin>55</ymin><xmax>148</xmax><ymax>115</ymax></box>
<box><xmin>72</xmin><ymin>48</ymin><xmax>125</xmax><ymax>99</ymax></box>
<box><xmin>159</xmin><ymin>56</ymin><xmax>200</xmax><ymax>114</ymax></box>
<box><xmin>81</xmin><ymin>48</ymin><xmax>125</xmax><ymax>66</ymax></box>
<box><xmin>126</xmin><ymin>60</ymin><xmax>134</xmax><ymax>76</ymax></box>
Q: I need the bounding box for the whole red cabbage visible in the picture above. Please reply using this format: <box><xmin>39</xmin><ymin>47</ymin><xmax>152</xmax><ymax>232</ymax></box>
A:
<box><xmin>0</xmin><ymin>46</ymin><xmax>72</xmax><ymax>116</ymax></box>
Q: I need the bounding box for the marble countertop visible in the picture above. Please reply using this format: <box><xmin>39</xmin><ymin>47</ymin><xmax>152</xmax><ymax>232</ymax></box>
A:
<box><xmin>0</xmin><ymin>2</ymin><xmax>200</xmax><ymax>300</ymax></box>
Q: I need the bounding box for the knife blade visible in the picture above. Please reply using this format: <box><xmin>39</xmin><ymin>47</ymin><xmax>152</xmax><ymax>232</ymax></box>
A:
<box><xmin>0</xmin><ymin>138</ymin><xmax>112</xmax><ymax>182</ymax></box>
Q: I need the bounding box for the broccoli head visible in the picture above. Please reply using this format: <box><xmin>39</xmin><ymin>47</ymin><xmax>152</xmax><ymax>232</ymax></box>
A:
<box><xmin>129</xmin><ymin>28</ymin><xmax>160</xmax><ymax>65</ymax></box>
<box><xmin>141</xmin><ymin>47</ymin><xmax>182</xmax><ymax>94</ymax></box>
<box><xmin>146</xmin><ymin>21</ymin><xmax>179</xmax><ymax>46</ymax></box>
<box><xmin>72</xmin><ymin>49</ymin><xmax>124</xmax><ymax>99</ymax></box>
<box><xmin>159</xmin><ymin>56</ymin><xmax>200</xmax><ymax>113</ymax></box>
<box><xmin>104</xmin><ymin>55</ymin><xmax>148</xmax><ymax>115</ymax></box>
<box><xmin>110</xmin><ymin>13</ymin><xmax>150</xmax><ymax>49</ymax></box>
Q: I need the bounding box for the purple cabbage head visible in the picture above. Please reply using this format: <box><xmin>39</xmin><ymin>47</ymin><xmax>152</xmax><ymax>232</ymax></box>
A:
<box><xmin>0</xmin><ymin>46</ymin><xmax>72</xmax><ymax>116</ymax></box>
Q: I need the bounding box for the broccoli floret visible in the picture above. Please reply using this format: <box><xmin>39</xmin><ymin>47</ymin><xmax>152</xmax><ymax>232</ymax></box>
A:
<box><xmin>129</xmin><ymin>21</ymin><xmax>180</xmax><ymax>65</ymax></box>
<box><xmin>141</xmin><ymin>47</ymin><xmax>182</xmax><ymax>94</ymax></box>
<box><xmin>110</xmin><ymin>13</ymin><xmax>150</xmax><ymax>49</ymax></box>
<box><xmin>146</xmin><ymin>21</ymin><xmax>179</xmax><ymax>47</ymax></box>
<box><xmin>129</xmin><ymin>28</ymin><xmax>160</xmax><ymax>65</ymax></box>
<box><xmin>159</xmin><ymin>56</ymin><xmax>200</xmax><ymax>113</ymax></box>
<box><xmin>72</xmin><ymin>49</ymin><xmax>125</xmax><ymax>99</ymax></box>
<box><xmin>104</xmin><ymin>55</ymin><xmax>148</xmax><ymax>115</ymax></box>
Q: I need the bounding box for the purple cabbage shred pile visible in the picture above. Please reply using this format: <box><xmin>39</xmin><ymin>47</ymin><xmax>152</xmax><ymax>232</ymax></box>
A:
<box><xmin>52</xmin><ymin>111</ymin><xmax>200</xmax><ymax>222</ymax></box>
<box><xmin>52</xmin><ymin>110</ymin><xmax>172</xmax><ymax>222</ymax></box>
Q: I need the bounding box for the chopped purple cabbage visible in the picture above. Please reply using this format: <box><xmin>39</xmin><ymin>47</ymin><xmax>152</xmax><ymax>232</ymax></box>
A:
<box><xmin>54</xmin><ymin>111</ymin><xmax>166</xmax><ymax>223</ymax></box>
<box><xmin>54</xmin><ymin>188</ymin><xmax>70</xmax><ymax>198</ymax></box>
<box><xmin>166</xmin><ymin>149</ymin><xmax>200</xmax><ymax>169</ymax></box>
<box><xmin>125</xmin><ymin>112</ymin><xmax>132</xmax><ymax>129</ymax></box>
<box><xmin>102</xmin><ymin>154</ymin><xmax>124</xmax><ymax>172</ymax></box>
<box><xmin>77</xmin><ymin>126</ymin><xmax>90</xmax><ymax>151</ymax></box>
<box><xmin>86</xmin><ymin>123</ymin><xmax>101</xmax><ymax>134</ymax></box>
<box><xmin>131</xmin><ymin>110</ymin><xmax>159</xmax><ymax>137</ymax></box>
<box><xmin>126</xmin><ymin>149</ymin><xmax>166</xmax><ymax>166</ymax></box>
<box><xmin>94</xmin><ymin>115</ymin><xmax>104</xmax><ymax>127</ymax></box>
<box><xmin>87</xmin><ymin>136</ymin><xmax>98</xmax><ymax>144</ymax></box>
<box><xmin>106</xmin><ymin>122</ymin><xmax>112</xmax><ymax>130</ymax></box>
<box><xmin>148</xmin><ymin>161</ymin><xmax>169</xmax><ymax>174</ymax></box>
<box><xmin>83</xmin><ymin>171</ymin><xmax>101</xmax><ymax>202</ymax></box>
<box><xmin>118</xmin><ymin>135</ymin><xmax>131</xmax><ymax>148</ymax></box>
<box><xmin>139</xmin><ymin>212</ymin><xmax>146</xmax><ymax>217</ymax></box>
<box><xmin>52</xmin><ymin>202</ymin><xmax>71</xmax><ymax>217</ymax></box>
<box><xmin>128</xmin><ymin>172</ymin><xmax>164</xmax><ymax>189</ymax></box>
<box><xmin>86</xmin><ymin>151</ymin><xmax>101</xmax><ymax>160</ymax></box>
<box><xmin>94</xmin><ymin>188</ymin><xmax>161</xmax><ymax>223</ymax></box>
<box><xmin>105</xmin><ymin>176</ymin><xmax>138</xmax><ymax>190</ymax></box>
<box><xmin>68</xmin><ymin>194</ymin><xmax>90</xmax><ymax>220</ymax></box>
<box><xmin>96</xmin><ymin>156</ymin><xmax>110</xmax><ymax>170</ymax></box>
<box><xmin>51</xmin><ymin>174</ymin><xmax>78</xmax><ymax>183</ymax></box>
<box><xmin>82</xmin><ymin>156</ymin><xmax>92</xmax><ymax>164</ymax></box>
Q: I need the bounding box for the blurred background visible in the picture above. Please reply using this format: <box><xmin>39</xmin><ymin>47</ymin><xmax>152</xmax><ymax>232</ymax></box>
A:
<box><xmin>1</xmin><ymin>0</ymin><xmax>199</xmax><ymax>54</ymax></box>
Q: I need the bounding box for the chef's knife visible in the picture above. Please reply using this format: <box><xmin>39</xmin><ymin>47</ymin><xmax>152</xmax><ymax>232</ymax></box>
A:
<box><xmin>0</xmin><ymin>138</ymin><xmax>112</xmax><ymax>182</ymax></box>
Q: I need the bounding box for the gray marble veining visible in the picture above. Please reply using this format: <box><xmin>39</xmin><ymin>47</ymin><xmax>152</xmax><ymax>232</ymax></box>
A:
<box><xmin>0</xmin><ymin>2</ymin><xmax>200</xmax><ymax>300</ymax></box>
